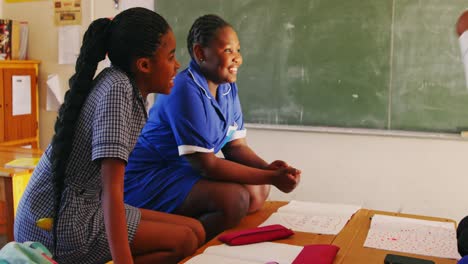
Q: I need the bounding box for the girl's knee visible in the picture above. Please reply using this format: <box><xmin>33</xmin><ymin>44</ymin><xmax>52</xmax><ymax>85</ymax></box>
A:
<box><xmin>172</xmin><ymin>226</ymin><xmax>199</xmax><ymax>260</ymax></box>
<box><xmin>248</xmin><ymin>198</ymin><xmax>265</xmax><ymax>214</ymax></box>
<box><xmin>238</xmin><ymin>186</ymin><xmax>250</xmax><ymax>213</ymax></box>
<box><xmin>222</xmin><ymin>185</ymin><xmax>249</xmax><ymax>226</ymax></box>
<box><xmin>248</xmin><ymin>187</ymin><xmax>270</xmax><ymax>213</ymax></box>
<box><xmin>187</xmin><ymin>218</ymin><xmax>206</xmax><ymax>246</ymax></box>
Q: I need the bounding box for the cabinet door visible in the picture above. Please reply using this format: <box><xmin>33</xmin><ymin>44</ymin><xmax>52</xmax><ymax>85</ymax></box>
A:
<box><xmin>0</xmin><ymin>69</ymin><xmax>4</xmax><ymax>143</ymax></box>
<box><xmin>3</xmin><ymin>68</ymin><xmax>37</xmax><ymax>142</ymax></box>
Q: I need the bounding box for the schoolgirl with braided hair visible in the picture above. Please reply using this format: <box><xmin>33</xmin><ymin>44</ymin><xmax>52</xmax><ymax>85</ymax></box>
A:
<box><xmin>124</xmin><ymin>14</ymin><xmax>301</xmax><ymax>240</ymax></box>
<box><xmin>14</xmin><ymin>7</ymin><xmax>204</xmax><ymax>264</ymax></box>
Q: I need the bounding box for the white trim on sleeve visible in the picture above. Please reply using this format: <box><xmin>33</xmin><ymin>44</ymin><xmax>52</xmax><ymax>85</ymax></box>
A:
<box><xmin>178</xmin><ymin>145</ymin><xmax>214</xmax><ymax>155</ymax></box>
<box><xmin>229</xmin><ymin>129</ymin><xmax>247</xmax><ymax>142</ymax></box>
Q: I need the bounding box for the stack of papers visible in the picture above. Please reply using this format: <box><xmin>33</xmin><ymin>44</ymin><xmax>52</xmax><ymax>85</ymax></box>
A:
<box><xmin>259</xmin><ymin>200</ymin><xmax>361</xmax><ymax>235</ymax></box>
<box><xmin>364</xmin><ymin>214</ymin><xmax>460</xmax><ymax>259</ymax></box>
<box><xmin>5</xmin><ymin>157</ymin><xmax>40</xmax><ymax>170</ymax></box>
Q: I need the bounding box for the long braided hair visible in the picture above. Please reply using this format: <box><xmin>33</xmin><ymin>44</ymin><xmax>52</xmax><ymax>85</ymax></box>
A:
<box><xmin>50</xmin><ymin>7</ymin><xmax>170</xmax><ymax>251</ymax></box>
<box><xmin>187</xmin><ymin>14</ymin><xmax>231</xmax><ymax>59</ymax></box>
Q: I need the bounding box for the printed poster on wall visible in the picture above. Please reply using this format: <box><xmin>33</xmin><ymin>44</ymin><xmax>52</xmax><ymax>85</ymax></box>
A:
<box><xmin>54</xmin><ymin>0</ymin><xmax>82</xmax><ymax>26</ymax></box>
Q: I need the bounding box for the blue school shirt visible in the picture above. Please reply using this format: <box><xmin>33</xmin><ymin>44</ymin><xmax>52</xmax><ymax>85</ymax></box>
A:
<box><xmin>124</xmin><ymin>59</ymin><xmax>246</xmax><ymax>212</ymax></box>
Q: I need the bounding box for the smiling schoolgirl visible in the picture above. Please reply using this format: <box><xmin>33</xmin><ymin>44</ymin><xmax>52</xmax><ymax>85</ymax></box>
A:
<box><xmin>124</xmin><ymin>14</ymin><xmax>301</xmax><ymax>240</ymax></box>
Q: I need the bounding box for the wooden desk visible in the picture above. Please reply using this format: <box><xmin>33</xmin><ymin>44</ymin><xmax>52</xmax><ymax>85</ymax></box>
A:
<box><xmin>0</xmin><ymin>146</ymin><xmax>42</xmax><ymax>242</ymax></box>
<box><xmin>0</xmin><ymin>146</ymin><xmax>42</xmax><ymax>165</ymax></box>
<box><xmin>182</xmin><ymin>201</ymin><xmax>458</xmax><ymax>264</ymax></box>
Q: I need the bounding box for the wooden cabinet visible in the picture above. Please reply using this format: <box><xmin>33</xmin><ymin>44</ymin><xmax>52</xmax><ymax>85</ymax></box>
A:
<box><xmin>0</xmin><ymin>61</ymin><xmax>40</xmax><ymax>148</ymax></box>
<box><xmin>0</xmin><ymin>146</ymin><xmax>42</xmax><ymax>244</ymax></box>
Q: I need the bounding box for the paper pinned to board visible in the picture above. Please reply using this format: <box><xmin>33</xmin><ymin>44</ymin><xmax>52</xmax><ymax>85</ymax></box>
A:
<box><xmin>12</xmin><ymin>75</ymin><xmax>31</xmax><ymax>116</ymax></box>
<box><xmin>58</xmin><ymin>25</ymin><xmax>80</xmax><ymax>64</ymax></box>
<box><xmin>54</xmin><ymin>0</ymin><xmax>82</xmax><ymax>26</ymax></box>
<box><xmin>460</xmin><ymin>31</ymin><xmax>468</xmax><ymax>89</ymax></box>
<box><xmin>364</xmin><ymin>214</ymin><xmax>460</xmax><ymax>260</ymax></box>
<box><xmin>46</xmin><ymin>74</ymin><xmax>65</xmax><ymax>111</ymax></box>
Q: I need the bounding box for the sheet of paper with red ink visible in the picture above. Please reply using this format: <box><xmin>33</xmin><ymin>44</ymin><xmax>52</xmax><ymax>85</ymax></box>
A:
<box><xmin>364</xmin><ymin>214</ymin><xmax>460</xmax><ymax>260</ymax></box>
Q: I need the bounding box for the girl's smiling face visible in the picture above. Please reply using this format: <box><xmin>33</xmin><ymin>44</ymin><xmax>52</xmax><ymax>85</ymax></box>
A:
<box><xmin>148</xmin><ymin>30</ymin><xmax>180</xmax><ymax>94</ymax></box>
<box><xmin>199</xmin><ymin>26</ymin><xmax>243</xmax><ymax>86</ymax></box>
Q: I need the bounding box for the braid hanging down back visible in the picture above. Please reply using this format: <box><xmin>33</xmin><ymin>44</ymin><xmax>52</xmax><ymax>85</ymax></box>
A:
<box><xmin>50</xmin><ymin>17</ymin><xmax>111</xmax><ymax>251</ymax></box>
<box><xmin>48</xmin><ymin>7</ymin><xmax>170</xmax><ymax>252</ymax></box>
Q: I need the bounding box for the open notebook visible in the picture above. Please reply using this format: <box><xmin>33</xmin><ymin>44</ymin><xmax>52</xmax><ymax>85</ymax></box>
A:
<box><xmin>185</xmin><ymin>242</ymin><xmax>339</xmax><ymax>264</ymax></box>
<box><xmin>185</xmin><ymin>242</ymin><xmax>303</xmax><ymax>264</ymax></box>
<box><xmin>259</xmin><ymin>200</ymin><xmax>361</xmax><ymax>235</ymax></box>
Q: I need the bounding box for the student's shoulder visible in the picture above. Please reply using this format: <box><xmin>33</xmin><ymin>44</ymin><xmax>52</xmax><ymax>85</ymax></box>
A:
<box><xmin>93</xmin><ymin>67</ymin><xmax>133</xmax><ymax>95</ymax></box>
<box><xmin>97</xmin><ymin>67</ymin><xmax>130</xmax><ymax>84</ymax></box>
<box><xmin>174</xmin><ymin>68</ymin><xmax>194</xmax><ymax>85</ymax></box>
<box><xmin>172</xmin><ymin>68</ymin><xmax>203</xmax><ymax>95</ymax></box>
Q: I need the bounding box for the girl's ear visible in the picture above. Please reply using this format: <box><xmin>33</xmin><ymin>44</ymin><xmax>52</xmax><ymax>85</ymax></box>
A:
<box><xmin>193</xmin><ymin>44</ymin><xmax>205</xmax><ymax>64</ymax></box>
<box><xmin>135</xmin><ymin>57</ymin><xmax>151</xmax><ymax>73</ymax></box>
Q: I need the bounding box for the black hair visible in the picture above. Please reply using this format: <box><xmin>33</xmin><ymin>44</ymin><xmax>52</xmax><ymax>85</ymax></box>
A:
<box><xmin>458</xmin><ymin>216</ymin><xmax>468</xmax><ymax>256</ymax></box>
<box><xmin>50</xmin><ymin>7</ymin><xmax>170</xmax><ymax>251</ymax></box>
<box><xmin>187</xmin><ymin>14</ymin><xmax>231</xmax><ymax>59</ymax></box>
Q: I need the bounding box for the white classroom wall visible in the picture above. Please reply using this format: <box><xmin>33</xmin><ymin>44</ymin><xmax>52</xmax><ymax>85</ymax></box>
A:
<box><xmin>246</xmin><ymin>127</ymin><xmax>468</xmax><ymax>222</ymax></box>
<box><xmin>2</xmin><ymin>0</ymin><xmax>468</xmax><ymax>222</ymax></box>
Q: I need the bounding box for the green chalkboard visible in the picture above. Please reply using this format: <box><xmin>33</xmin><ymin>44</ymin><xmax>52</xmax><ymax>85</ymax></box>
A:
<box><xmin>391</xmin><ymin>0</ymin><xmax>468</xmax><ymax>132</ymax></box>
<box><xmin>157</xmin><ymin>0</ymin><xmax>468</xmax><ymax>133</ymax></box>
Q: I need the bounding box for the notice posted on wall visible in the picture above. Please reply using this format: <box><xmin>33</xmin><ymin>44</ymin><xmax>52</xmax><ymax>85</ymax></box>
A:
<box><xmin>54</xmin><ymin>0</ymin><xmax>82</xmax><ymax>26</ymax></box>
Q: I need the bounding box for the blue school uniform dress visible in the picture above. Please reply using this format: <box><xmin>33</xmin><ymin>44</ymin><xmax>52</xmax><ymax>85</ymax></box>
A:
<box><xmin>124</xmin><ymin>59</ymin><xmax>246</xmax><ymax>213</ymax></box>
<box><xmin>14</xmin><ymin>67</ymin><xmax>146</xmax><ymax>264</ymax></box>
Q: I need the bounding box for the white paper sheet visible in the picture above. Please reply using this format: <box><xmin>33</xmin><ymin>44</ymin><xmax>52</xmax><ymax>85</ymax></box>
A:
<box><xmin>12</xmin><ymin>75</ymin><xmax>31</xmax><ymax>116</ymax></box>
<box><xmin>259</xmin><ymin>200</ymin><xmax>360</xmax><ymax>235</ymax></box>
<box><xmin>278</xmin><ymin>200</ymin><xmax>361</xmax><ymax>217</ymax></box>
<box><xmin>260</xmin><ymin>212</ymin><xmax>349</xmax><ymax>235</ymax></box>
<box><xmin>58</xmin><ymin>25</ymin><xmax>80</xmax><ymax>64</ymax></box>
<box><xmin>364</xmin><ymin>214</ymin><xmax>460</xmax><ymax>260</ymax></box>
<box><xmin>120</xmin><ymin>0</ymin><xmax>154</xmax><ymax>11</ymax></box>
<box><xmin>46</xmin><ymin>74</ymin><xmax>65</xmax><ymax>111</ymax></box>
<box><xmin>198</xmin><ymin>242</ymin><xmax>302</xmax><ymax>264</ymax></box>
<box><xmin>460</xmin><ymin>31</ymin><xmax>468</xmax><ymax>89</ymax></box>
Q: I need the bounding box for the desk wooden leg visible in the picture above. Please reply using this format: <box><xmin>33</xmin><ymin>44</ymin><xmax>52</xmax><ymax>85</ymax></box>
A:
<box><xmin>4</xmin><ymin>178</ymin><xmax>13</xmax><ymax>241</ymax></box>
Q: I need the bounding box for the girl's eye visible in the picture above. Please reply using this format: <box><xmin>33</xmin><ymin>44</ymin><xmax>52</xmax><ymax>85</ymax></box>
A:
<box><xmin>224</xmin><ymin>49</ymin><xmax>232</xmax><ymax>53</ymax></box>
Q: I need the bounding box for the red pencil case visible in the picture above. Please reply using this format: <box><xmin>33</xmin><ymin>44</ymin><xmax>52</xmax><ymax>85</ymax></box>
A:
<box><xmin>292</xmin><ymin>244</ymin><xmax>340</xmax><ymax>264</ymax></box>
<box><xmin>218</xmin><ymin>224</ymin><xmax>294</xmax><ymax>246</ymax></box>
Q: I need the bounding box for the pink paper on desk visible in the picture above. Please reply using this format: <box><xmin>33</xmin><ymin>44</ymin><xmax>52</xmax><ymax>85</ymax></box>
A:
<box><xmin>292</xmin><ymin>244</ymin><xmax>340</xmax><ymax>264</ymax></box>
